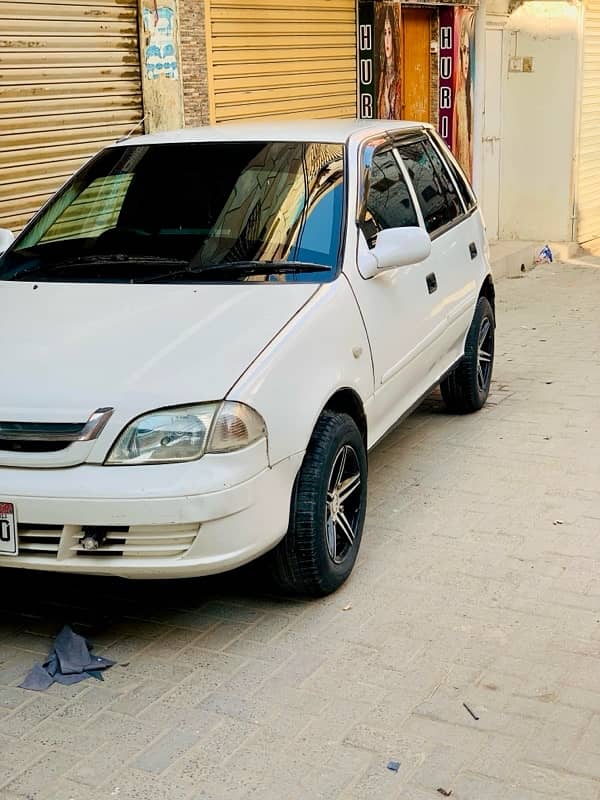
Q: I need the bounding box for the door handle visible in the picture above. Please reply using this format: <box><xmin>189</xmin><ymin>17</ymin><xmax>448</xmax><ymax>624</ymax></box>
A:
<box><xmin>469</xmin><ymin>242</ymin><xmax>478</xmax><ymax>259</ymax></box>
<box><xmin>426</xmin><ymin>272</ymin><xmax>437</xmax><ymax>294</ymax></box>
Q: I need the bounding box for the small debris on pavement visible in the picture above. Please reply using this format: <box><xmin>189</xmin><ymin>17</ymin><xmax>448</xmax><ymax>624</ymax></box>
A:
<box><xmin>342</xmin><ymin>604</ymin><xmax>353</xmax><ymax>611</ymax></box>
<box><xmin>437</xmin><ymin>789</ymin><xmax>453</xmax><ymax>797</ymax></box>
<box><xmin>462</xmin><ymin>702</ymin><xmax>479</xmax><ymax>721</ymax></box>
<box><xmin>553</xmin><ymin>519</ymin><xmax>564</xmax><ymax>526</ymax></box>
<box><xmin>19</xmin><ymin>625</ymin><xmax>114</xmax><ymax>691</ymax></box>
<box><xmin>386</xmin><ymin>760</ymin><xmax>400</xmax><ymax>773</ymax></box>
<box><xmin>535</xmin><ymin>245</ymin><xmax>553</xmax><ymax>264</ymax></box>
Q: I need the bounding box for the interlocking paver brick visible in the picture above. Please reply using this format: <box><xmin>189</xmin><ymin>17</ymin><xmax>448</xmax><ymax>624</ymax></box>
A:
<box><xmin>110</xmin><ymin>679</ymin><xmax>174</xmax><ymax>716</ymax></box>
<box><xmin>2</xmin><ymin>750</ymin><xmax>77</xmax><ymax>798</ymax></box>
<box><xmin>133</xmin><ymin>723</ymin><xmax>218</xmax><ymax>774</ymax></box>
<box><xmin>0</xmin><ymin>695</ymin><xmax>65</xmax><ymax>738</ymax></box>
<box><xmin>67</xmin><ymin>741</ymin><xmax>141</xmax><ymax>787</ymax></box>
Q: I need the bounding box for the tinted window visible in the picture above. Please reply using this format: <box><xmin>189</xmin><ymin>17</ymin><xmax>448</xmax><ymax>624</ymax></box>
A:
<box><xmin>422</xmin><ymin>139</ymin><xmax>464</xmax><ymax>219</ymax></box>
<box><xmin>0</xmin><ymin>141</ymin><xmax>345</xmax><ymax>284</ymax></box>
<box><xmin>360</xmin><ymin>149</ymin><xmax>418</xmax><ymax>246</ymax></box>
<box><xmin>397</xmin><ymin>140</ymin><xmax>463</xmax><ymax>234</ymax></box>
<box><xmin>288</xmin><ymin>180</ymin><xmax>344</xmax><ymax>267</ymax></box>
<box><xmin>428</xmin><ymin>132</ymin><xmax>476</xmax><ymax>210</ymax></box>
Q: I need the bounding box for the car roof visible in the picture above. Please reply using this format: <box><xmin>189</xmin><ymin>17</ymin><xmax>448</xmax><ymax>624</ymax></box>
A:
<box><xmin>112</xmin><ymin>118</ymin><xmax>432</xmax><ymax>147</ymax></box>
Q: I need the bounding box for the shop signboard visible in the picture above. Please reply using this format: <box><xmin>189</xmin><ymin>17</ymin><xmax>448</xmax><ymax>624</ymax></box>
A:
<box><xmin>438</xmin><ymin>6</ymin><xmax>476</xmax><ymax>180</ymax></box>
<box><xmin>358</xmin><ymin>0</ymin><xmax>402</xmax><ymax>120</ymax></box>
<box><xmin>358</xmin><ymin>0</ymin><xmax>376</xmax><ymax>118</ymax></box>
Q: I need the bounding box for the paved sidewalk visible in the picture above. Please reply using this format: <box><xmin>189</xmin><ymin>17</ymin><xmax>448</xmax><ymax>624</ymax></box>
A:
<box><xmin>1</xmin><ymin>260</ymin><xmax>599</xmax><ymax>800</ymax></box>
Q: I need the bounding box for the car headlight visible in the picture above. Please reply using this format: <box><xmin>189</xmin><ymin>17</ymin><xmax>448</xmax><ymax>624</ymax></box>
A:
<box><xmin>105</xmin><ymin>402</ymin><xmax>266</xmax><ymax>465</ymax></box>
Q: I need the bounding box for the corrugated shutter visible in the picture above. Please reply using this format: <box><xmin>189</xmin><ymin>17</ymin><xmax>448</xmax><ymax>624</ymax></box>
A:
<box><xmin>577</xmin><ymin>0</ymin><xmax>600</xmax><ymax>243</ymax></box>
<box><xmin>0</xmin><ymin>0</ymin><xmax>144</xmax><ymax>233</ymax></box>
<box><xmin>207</xmin><ymin>0</ymin><xmax>357</xmax><ymax>122</ymax></box>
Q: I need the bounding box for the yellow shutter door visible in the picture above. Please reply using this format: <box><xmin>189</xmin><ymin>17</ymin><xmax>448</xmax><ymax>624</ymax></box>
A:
<box><xmin>578</xmin><ymin>0</ymin><xmax>600</xmax><ymax>244</ymax></box>
<box><xmin>207</xmin><ymin>0</ymin><xmax>357</xmax><ymax>122</ymax></box>
<box><xmin>0</xmin><ymin>0</ymin><xmax>144</xmax><ymax>232</ymax></box>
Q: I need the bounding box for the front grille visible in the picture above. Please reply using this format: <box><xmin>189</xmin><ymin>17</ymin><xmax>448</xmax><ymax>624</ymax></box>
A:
<box><xmin>18</xmin><ymin>525</ymin><xmax>63</xmax><ymax>556</ymax></box>
<box><xmin>0</xmin><ymin>422</ymin><xmax>86</xmax><ymax>454</ymax></box>
<box><xmin>0</xmin><ymin>409</ymin><xmax>113</xmax><ymax>457</ymax></box>
<box><xmin>0</xmin><ymin>440</ymin><xmax>71</xmax><ymax>453</ymax></box>
<box><xmin>16</xmin><ymin>523</ymin><xmax>199</xmax><ymax>560</ymax></box>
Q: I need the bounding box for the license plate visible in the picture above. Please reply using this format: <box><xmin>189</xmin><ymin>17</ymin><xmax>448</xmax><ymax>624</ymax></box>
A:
<box><xmin>0</xmin><ymin>502</ymin><xmax>18</xmax><ymax>555</ymax></box>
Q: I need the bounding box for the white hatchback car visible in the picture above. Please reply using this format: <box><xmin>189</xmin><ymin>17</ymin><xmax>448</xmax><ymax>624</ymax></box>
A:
<box><xmin>0</xmin><ymin>120</ymin><xmax>495</xmax><ymax>595</ymax></box>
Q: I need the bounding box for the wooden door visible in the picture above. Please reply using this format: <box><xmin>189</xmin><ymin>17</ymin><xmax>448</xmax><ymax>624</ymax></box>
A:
<box><xmin>401</xmin><ymin>9</ymin><xmax>431</xmax><ymax>122</ymax></box>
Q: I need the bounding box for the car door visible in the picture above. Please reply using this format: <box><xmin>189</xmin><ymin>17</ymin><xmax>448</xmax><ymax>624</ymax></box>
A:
<box><xmin>394</xmin><ymin>132</ymin><xmax>480</xmax><ymax>370</ymax></box>
<box><xmin>345</xmin><ymin>142</ymin><xmax>438</xmax><ymax>442</ymax></box>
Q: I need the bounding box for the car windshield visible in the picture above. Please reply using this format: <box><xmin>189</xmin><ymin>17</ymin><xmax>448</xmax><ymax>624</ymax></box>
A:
<box><xmin>0</xmin><ymin>141</ymin><xmax>345</xmax><ymax>284</ymax></box>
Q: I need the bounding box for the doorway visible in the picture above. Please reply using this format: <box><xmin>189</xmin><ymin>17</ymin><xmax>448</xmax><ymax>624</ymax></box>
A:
<box><xmin>401</xmin><ymin>8</ymin><xmax>432</xmax><ymax>122</ymax></box>
<box><xmin>481</xmin><ymin>27</ymin><xmax>503</xmax><ymax>241</ymax></box>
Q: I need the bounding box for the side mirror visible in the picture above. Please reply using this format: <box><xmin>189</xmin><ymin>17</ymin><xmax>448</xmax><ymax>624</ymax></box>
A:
<box><xmin>358</xmin><ymin>226</ymin><xmax>431</xmax><ymax>279</ymax></box>
<box><xmin>0</xmin><ymin>228</ymin><xmax>14</xmax><ymax>256</ymax></box>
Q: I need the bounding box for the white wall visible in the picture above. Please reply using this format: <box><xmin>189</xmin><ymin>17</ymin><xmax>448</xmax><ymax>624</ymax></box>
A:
<box><xmin>499</xmin><ymin>2</ymin><xmax>579</xmax><ymax>241</ymax></box>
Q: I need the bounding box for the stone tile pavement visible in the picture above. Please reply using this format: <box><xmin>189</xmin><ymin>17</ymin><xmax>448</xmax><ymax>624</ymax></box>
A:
<box><xmin>0</xmin><ymin>259</ymin><xmax>599</xmax><ymax>799</ymax></box>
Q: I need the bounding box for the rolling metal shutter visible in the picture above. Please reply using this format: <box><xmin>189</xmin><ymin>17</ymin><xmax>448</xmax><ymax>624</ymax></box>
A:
<box><xmin>206</xmin><ymin>0</ymin><xmax>357</xmax><ymax>122</ymax></box>
<box><xmin>0</xmin><ymin>0</ymin><xmax>144</xmax><ymax>232</ymax></box>
<box><xmin>577</xmin><ymin>0</ymin><xmax>600</xmax><ymax>244</ymax></box>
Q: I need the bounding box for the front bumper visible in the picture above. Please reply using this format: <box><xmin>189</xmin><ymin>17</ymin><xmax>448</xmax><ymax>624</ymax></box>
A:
<box><xmin>0</xmin><ymin>444</ymin><xmax>303</xmax><ymax>578</ymax></box>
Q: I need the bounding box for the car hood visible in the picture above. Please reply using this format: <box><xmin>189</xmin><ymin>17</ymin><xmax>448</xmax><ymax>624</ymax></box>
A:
<box><xmin>0</xmin><ymin>281</ymin><xmax>318</xmax><ymax>424</ymax></box>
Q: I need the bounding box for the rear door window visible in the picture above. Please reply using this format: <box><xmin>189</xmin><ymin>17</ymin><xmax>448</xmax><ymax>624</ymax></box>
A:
<box><xmin>397</xmin><ymin>139</ymin><xmax>463</xmax><ymax>235</ymax></box>
<box><xmin>428</xmin><ymin>132</ymin><xmax>476</xmax><ymax>211</ymax></box>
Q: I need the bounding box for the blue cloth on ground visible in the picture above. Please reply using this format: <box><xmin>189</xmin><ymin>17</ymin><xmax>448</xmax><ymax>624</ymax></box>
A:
<box><xmin>19</xmin><ymin>625</ymin><xmax>114</xmax><ymax>691</ymax></box>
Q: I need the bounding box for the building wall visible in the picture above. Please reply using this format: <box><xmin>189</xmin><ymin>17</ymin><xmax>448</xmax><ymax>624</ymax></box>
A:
<box><xmin>499</xmin><ymin>1</ymin><xmax>579</xmax><ymax>241</ymax></box>
<box><xmin>179</xmin><ymin>0</ymin><xmax>210</xmax><ymax>126</ymax></box>
<box><xmin>138</xmin><ymin>0</ymin><xmax>185</xmax><ymax>132</ymax></box>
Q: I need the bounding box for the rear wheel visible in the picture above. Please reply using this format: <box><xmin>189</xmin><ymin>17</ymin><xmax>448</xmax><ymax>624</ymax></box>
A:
<box><xmin>441</xmin><ymin>296</ymin><xmax>495</xmax><ymax>413</ymax></box>
<box><xmin>270</xmin><ymin>410</ymin><xmax>367</xmax><ymax>597</ymax></box>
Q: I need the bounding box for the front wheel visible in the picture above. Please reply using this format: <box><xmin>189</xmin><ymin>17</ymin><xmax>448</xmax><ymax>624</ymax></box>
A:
<box><xmin>441</xmin><ymin>296</ymin><xmax>495</xmax><ymax>413</ymax></box>
<box><xmin>270</xmin><ymin>410</ymin><xmax>367</xmax><ymax>597</ymax></box>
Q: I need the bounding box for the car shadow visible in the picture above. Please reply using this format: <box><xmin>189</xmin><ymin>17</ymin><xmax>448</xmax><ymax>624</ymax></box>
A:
<box><xmin>0</xmin><ymin>559</ymin><xmax>302</xmax><ymax>645</ymax></box>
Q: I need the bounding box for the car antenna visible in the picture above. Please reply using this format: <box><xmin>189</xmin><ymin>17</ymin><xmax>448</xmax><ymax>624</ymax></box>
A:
<box><xmin>117</xmin><ymin>114</ymin><xmax>150</xmax><ymax>142</ymax></box>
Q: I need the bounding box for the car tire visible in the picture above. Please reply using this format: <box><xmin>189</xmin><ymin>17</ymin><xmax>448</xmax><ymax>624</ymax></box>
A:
<box><xmin>440</xmin><ymin>296</ymin><xmax>495</xmax><ymax>414</ymax></box>
<box><xmin>270</xmin><ymin>410</ymin><xmax>368</xmax><ymax>597</ymax></box>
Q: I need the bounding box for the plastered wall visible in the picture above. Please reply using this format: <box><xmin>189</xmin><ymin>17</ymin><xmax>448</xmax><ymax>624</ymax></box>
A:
<box><xmin>498</xmin><ymin>2</ymin><xmax>579</xmax><ymax>241</ymax></box>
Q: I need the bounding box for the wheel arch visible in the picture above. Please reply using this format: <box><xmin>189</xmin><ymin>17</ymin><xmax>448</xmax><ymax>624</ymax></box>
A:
<box><xmin>478</xmin><ymin>274</ymin><xmax>496</xmax><ymax>324</ymax></box>
<box><xmin>321</xmin><ymin>388</ymin><xmax>367</xmax><ymax>448</ymax></box>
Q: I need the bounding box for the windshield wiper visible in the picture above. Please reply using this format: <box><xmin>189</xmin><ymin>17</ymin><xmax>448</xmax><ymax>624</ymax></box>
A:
<box><xmin>199</xmin><ymin>260</ymin><xmax>330</xmax><ymax>274</ymax></box>
<box><xmin>6</xmin><ymin>254</ymin><xmax>189</xmax><ymax>281</ymax></box>
<box><xmin>48</xmin><ymin>254</ymin><xmax>189</xmax><ymax>269</ymax></box>
<box><xmin>145</xmin><ymin>260</ymin><xmax>331</xmax><ymax>282</ymax></box>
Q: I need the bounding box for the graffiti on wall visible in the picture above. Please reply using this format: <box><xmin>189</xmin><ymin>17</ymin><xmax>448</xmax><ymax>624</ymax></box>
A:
<box><xmin>438</xmin><ymin>7</ymin><xmax>475</xmax><ymax>180</ymax></box>
<box><xmin>142</xmin><ymin>0</ymin><xmax>178</xmax><ymax>80</ymax></box>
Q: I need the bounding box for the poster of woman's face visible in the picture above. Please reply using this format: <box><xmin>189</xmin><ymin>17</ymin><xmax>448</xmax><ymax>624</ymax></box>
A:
<box><xmin>374</xmin><ymin>1</ymin><xmax>402</xmax><ymax>120</ymax></box>
<box><xmin>452</xmin><ymin>8</ymin><xmax>475</xmax><ymax>179</ymax></box>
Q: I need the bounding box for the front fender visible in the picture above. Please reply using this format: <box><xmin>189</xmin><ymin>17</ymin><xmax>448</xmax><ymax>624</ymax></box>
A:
<box><xmin>227</xmin><ymin>276</ymin><xmax>374</xmax><ymax>466</ymax></box>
